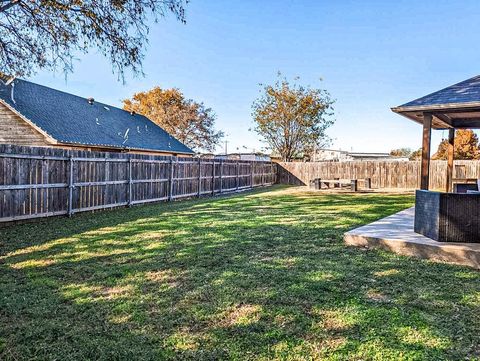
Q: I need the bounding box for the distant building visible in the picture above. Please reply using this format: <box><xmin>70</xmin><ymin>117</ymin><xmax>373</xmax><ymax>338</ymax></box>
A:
<box><xmin>214</xmin><ymin>153</ymin><xmax>271</xmax><ymax>161</ymax></box>
<box><xmin>314</xmin><ymin>149</ymin><xmax>408</xmax><ymax>162</ymax></box>
<box><xmin>348</xmin><ymin>152</ymin><xmax>408</xmax><ymax>161</ymax></box>
<box><xmin>199</xmin><ymin>153</ymin><xmax>216</xmax><ymax>159</ymax></box>
<box><xmin>313</xmin><ymin>149</ymin><xmax>351</xmax><ymax>162</ymax></box>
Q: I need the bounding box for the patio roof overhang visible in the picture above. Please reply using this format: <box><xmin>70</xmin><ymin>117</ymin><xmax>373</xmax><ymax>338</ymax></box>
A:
<box><xmin>392</xmin><ymin>102</ymin><xmax>480</xmax><ymax>129</ymax></box>
<box><xmin>392</xmin><ymin>75</ymin><xmax>480</xmax><ymax>192</ymax></box>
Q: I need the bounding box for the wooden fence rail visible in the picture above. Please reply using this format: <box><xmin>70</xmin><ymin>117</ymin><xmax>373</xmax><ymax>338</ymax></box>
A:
<box><xmin>277</xmin><ymin>160</ymin><xmax>480</xmax><ymax>190</ymax></box>
<box><xmin>0</xmin><ymin>144</ymin><xmax>276</xmax><ymax>223</ymax></box>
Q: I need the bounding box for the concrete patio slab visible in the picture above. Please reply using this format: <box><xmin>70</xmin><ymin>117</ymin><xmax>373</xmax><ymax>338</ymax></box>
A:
<box><xmin>344</xmin><ymin>207</ymin><xmax>480</xmax><ymax>269</ymax></box>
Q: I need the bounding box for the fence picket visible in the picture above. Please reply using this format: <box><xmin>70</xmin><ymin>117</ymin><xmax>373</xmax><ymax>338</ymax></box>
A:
<box><xmin>67</xmin><ymin>156</ymin><xmax>74</xmax><ymax>216</ymax></box>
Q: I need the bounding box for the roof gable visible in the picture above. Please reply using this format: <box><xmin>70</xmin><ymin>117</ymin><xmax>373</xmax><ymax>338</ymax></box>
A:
<box><xmin>399</xmin><ymin>75</ymin><xmax>480</xmax><ymax>109</ymax></box>
<box><xmin>0</xmin><ymin>79</ymin><xmax>194</xmax><ymax>154</ymax></box>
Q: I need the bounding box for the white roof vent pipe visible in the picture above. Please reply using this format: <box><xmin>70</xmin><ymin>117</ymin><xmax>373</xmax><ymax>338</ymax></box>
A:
<box><xmin>5</xmin><ymin>76</ymin><xmax>15</xmax><ymax>86</ymax></box>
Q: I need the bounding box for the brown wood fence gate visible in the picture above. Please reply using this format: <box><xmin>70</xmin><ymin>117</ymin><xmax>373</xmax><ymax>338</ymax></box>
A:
<box><xmin>0</xmin><ymin>144</ymin><xmax>276</xmax><ymax>223</ymax></box>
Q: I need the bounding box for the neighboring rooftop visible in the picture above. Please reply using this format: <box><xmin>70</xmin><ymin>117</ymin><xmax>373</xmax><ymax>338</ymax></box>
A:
<box><xmin>0</xmin><ymin>77</ymin><xmax>194</xmax><ymax>154</ymax></box>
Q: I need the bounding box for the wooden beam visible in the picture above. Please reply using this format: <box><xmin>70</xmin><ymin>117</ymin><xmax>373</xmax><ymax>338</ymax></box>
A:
<box><xmin>446</xmin><ymin>128</ymin><xmax>455</xmax><ymax>192</ymax></box>
<box><xmin>432</xmin><ymin>113</ymin><xmax>453</xmax><ymax>128</ymax></box>
<box><xmin>449</xmin><ymin>119</ymin><xmax>480</xmax><ymax>128</ymax></box>
<box><xmin>420</xmin><ymin>113</ymin><xmax>432</xmax><ymax>190</ymax></box>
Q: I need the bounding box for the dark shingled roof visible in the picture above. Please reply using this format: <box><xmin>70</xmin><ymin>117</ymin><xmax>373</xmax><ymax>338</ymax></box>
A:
<box><xmin>0</xmin><ymin>78</ymin><xmax>194</xmax><ymax>154</ymax></box>
<box><xmin>399</xmin><ymin>75</ymin><xmax>480</xmax><ymax>109</ymax></box>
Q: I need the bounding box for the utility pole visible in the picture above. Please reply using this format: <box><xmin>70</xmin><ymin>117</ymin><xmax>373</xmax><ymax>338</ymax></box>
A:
<box><xmin>224</xmin><ymin>140</ymin><xmax>228</xmax><ymax>155</ymax></box>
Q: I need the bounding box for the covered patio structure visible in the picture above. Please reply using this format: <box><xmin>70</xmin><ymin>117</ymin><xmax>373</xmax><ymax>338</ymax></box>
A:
<box><xmin>392</xmin><ymin>76</ymin><xmax>480</xmax><ymax>243</ymax></box>
<box><xmin>392</xmin><ymin>75</ymin><xmax>480</xmax><ymax>193</ymax></box>
<box><xmin>345</xmin><ymin>76</ymin><xmax>480</xmax><ymax>267</ymax></box>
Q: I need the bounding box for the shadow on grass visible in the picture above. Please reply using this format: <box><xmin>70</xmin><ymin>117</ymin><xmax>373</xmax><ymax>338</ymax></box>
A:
<box><xmin>1</xmin><ymin>186</ymin><xmax>480</xmax><ymax>360</ymax></box>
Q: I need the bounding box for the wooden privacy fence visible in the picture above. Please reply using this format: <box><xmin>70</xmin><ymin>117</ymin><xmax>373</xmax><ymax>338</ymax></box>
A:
<box><xmin>277</xmin><ymin>160</ymin><xmax>480</xmax><ymax>190</ymax></box>
<box><xmin>0</xmin><ymin>144</ymin><xmax>276</xmax><ymax>223</ymax></box>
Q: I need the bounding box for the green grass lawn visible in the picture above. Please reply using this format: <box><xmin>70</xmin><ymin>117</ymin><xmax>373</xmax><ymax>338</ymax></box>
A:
<box><xmin>1</xmin><ymin>186</ymin><xmax>480</xmax><ymax>360</ymax></box>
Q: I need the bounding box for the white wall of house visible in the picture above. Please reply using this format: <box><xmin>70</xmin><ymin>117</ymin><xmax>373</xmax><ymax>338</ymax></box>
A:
<box><xmin>314</xmin><ymin>149</ymin><xmax>408</xmax><ymax>162</ymax></box>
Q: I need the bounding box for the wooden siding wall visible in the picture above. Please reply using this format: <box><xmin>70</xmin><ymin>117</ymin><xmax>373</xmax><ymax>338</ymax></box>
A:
<box><xmin>277</xmin><ymin>160</ymin><xmax>480</xmax><ymax>190</ymax></box>
<box><xmin>0</xmin><ymin>144</ymin><xmax>276</xmax><ymax>223</ymax></box>
<box><xmin>0</xmin><ymin>103</ymin><xmax>51</xmax><ymax>146</ymax></box>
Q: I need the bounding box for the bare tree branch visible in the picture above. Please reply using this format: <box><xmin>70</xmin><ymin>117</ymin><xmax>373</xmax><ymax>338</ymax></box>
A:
<box><xmin>0</xmin><ymin>0</ymin><xmax>188</xmax><ymax>78</ymax></box>
<box><xmin>0</xmin><ymin>0</ymin><xmax>20</xmax><ymax>13</ymax></box>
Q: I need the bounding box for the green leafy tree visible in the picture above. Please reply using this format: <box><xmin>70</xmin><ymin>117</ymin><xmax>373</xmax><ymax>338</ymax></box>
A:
<box><xmin>251</xmin><ymin>73</ymin><xmax>334</xmax><ymax>161</ymax></box>
<box><xmin>123</xmin><ymin>86</ymin><xmax>223</xmax><ymax>152</ymax></box>
<box><xmin>0</xmin><ymin>0</ymin><xmax>188</xmax><ymax>78</ymax></box>
<box><xmin>432</xmin><ymin>129</ymin><xmax>480</xmax><ymax>160</ymax></box>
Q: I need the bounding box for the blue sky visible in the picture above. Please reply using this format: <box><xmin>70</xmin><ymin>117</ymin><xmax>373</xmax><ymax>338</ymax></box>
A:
<box><xmin>32</xmin><ymin>0</ymin><xmax>480</xmax><ymax>154</ymax></box>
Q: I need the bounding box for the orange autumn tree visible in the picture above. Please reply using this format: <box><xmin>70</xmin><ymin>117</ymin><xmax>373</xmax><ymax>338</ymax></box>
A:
<box><xmin>123</xmin><ymin>87</ymin><xmax>223</xmax><ymax>152</ymax></box>
<box><xmin>432</xmin><ymin>129</ymin><xmax>480</xmax><ymax>160</ymax></box>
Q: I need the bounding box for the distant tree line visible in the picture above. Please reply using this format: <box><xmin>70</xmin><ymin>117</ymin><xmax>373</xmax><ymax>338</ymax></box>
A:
<box><xmin>432</xmin><ymin>130</ymin><xmax>480</xmax><ymax>160</ymax></box>
<box><xmin>391</xmin><ymin>130</ymin><xmax>480</xmax><ymax>161</ymax></box>
<box><xmin>389</xmin><ymin>147</ymin><xmax>422</xmax><ymax>161</ymax></box>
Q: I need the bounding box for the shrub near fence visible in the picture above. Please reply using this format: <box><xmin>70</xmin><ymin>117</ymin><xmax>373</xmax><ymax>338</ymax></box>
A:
<box><xmin>0</xmin><ymin>144</ymin><xmax>276</xmax><ymax>223</ymax></box>
<box><xmin>277</xmin><ymin>160</ymin><xmax>480</xmax><ymax>190</ymax></box>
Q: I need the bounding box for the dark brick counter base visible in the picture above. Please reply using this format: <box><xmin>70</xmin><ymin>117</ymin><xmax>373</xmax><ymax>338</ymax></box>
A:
<box><xmin>414</xmin><ymin>190</ymin><xmax>480</xmax><ymax>243</ymax></box>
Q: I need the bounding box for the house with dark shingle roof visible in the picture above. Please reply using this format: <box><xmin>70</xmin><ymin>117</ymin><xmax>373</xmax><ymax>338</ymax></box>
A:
<box><xmin>0</xmin><ymin>77</ymin><xmax>194</xmax><ymax>156</ymax></box>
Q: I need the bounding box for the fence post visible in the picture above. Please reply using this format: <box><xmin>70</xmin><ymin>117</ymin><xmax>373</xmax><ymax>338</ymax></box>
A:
<box><xmin>168</xmin><ymin>157</ymin><xmax>174</xmax><ymax>202</ymax></box>
<box><xmin>365</xmin><ymin>177</ymin><xmax>371</xmax><ymax>189</ymax></box>
<box><xmin>236</xmin><ymin>160</ymin><xmax>240</xmax><ymax>191</ymax></box>
<box><xmin>334</xmin><ymin>177</ymin><xmax>340</xmax><ymax>188</ymax></box>
<box><xmin>212</xmin><ymin>159</ymin><xmax>216</xmax><ymax>196</ymax></box>
<box><xmin>219</xmin><ymin>159</ymin><xmax>223</xmax><ymax>193</ymax></box>
<box><xmin>262</xmin><ymin>163</ymin><xmax>265</xmax><ymax>186</ymax></box>
<box><xmin>68</xmin><ymin>155</ymin><xmax>74</xmax><ymax>216</ymax></box>
<box><xmin>251</xmin><ymin>161</ymin><xmax>254</xmax><ymax>188</ymax></box>
<box><xmin>351</xmin><ymin>179</ymin><xmax>358</xmax><ymax>192</ymax></box>
<box><xmin>198</xmin><ymin>157</ymin><xmax>202</xmax><ymax>198</ymax></box>
<box><xmin>127</xmin><ymin>156</ymin><xmax>132</xmax><ymax>207</ymax></box>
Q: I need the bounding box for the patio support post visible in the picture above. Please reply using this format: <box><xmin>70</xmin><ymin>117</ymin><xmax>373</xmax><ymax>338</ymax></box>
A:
<box><xmin>420</xmin><ymin>113</ymin><xmax>432</xmax><ymax>190</ymax></box>
<box><xmin>446</xmin><ymin>128</ymin><xmax>455</xmax><ymax>192</ymax></box>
